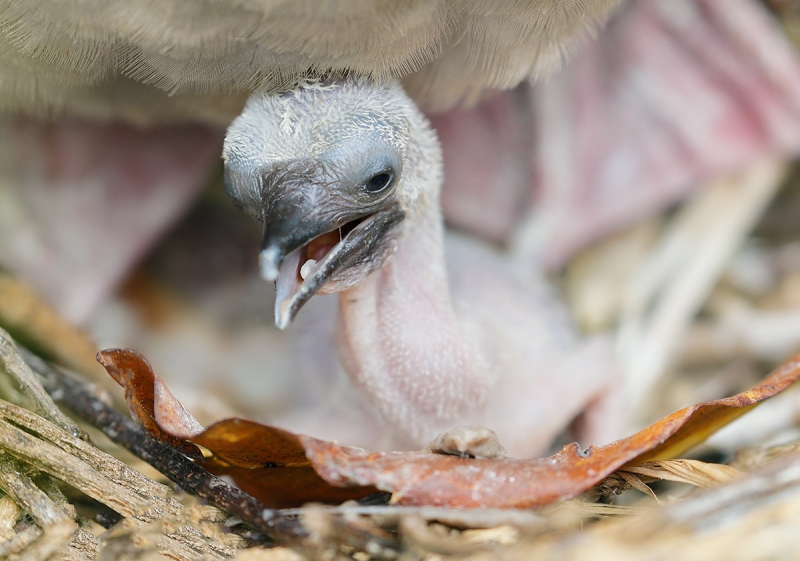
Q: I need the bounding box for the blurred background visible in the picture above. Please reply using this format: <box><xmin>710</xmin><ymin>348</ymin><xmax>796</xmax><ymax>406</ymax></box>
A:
<box><xmin>2</xmin><ymin>0</ymin><xmax>800</xmax><ymax>461</ymax></box>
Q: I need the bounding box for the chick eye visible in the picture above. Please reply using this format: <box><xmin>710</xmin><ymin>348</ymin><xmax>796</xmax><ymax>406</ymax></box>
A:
<box><xmin>365</xmin><ymin>171</ymin><xmax>394</xmax><ymax>193</ymax></box>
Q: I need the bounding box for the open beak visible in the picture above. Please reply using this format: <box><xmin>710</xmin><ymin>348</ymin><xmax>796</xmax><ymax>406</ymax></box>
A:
<box><xmin>259</xmin><ymin>203</ymin><xmax>404</xmax><ymax>329</ymax></box>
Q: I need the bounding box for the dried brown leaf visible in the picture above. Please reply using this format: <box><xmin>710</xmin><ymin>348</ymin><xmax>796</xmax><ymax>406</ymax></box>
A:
<box><xmin>97</xmin><ymin>349</ymin><xmax>204</xmax><ymax>462</ymax></box>
<box><xmin>100</xmin><ymin>348</ymin><xmax>800</xmax><ymax>509</ymax></box>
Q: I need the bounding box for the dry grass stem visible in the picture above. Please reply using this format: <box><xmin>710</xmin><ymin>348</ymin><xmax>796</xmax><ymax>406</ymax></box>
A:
<box><xmin>0</xmin><ymin>413</ymin><xmax>156</xmax><ymax>520</ymax></box>
<box><xmin>617</xmin><ymin>471</ymin><xmax>661</xmax><ymax>503</ymax></box>
<box><xmin>0</xmin><ymin>326</ymin><xmax>82</xmax><ymax>437</ymax></box>
<box><xmin>278</xmin><ymin>505</ymin><xmax>545</xmax><ymax>530</ymax></box>
<box><xmin>622</xmin><ymin>459</ymin><xmax>742</xmax><ymax>488</ymax></box>
<box><xmin>0</xmin><ymin>398</ymin><xmax>177</xmax><ymax>511</ymax></box>
<box><xmin>514</xmin><ymin>453</ymin><xmax>800</xmax><ymax>560</ymax></box>
<box><xmin>732</xmin><ymin>440</ymin><xmax>800</xmax><ymax>471</ymax></box>
<box><xmin>0</xmin><ymin>455</ymin><xmax>71</xmax><ymax>527</ymax></box>
<box><xmin>617</xmin><ymin>158</ymin><xmax>788</xmax><ymax>414</ymax></box>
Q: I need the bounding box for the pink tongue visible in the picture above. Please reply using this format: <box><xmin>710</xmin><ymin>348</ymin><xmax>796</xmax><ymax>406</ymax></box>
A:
<box><xmin>306</xmin><ymin>228</ymin><xmax>341</xmax><ymax>261</ymax></box>
<box><xmin>308</xmin><ymin>243</ymin><xmax>335</xmax><ymax>262</ymax></box>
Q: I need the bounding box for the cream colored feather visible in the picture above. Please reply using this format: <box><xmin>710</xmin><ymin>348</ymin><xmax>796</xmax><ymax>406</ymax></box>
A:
<box><xmin>0</xmin><ymin>0</ymin><xmax>622</xmax><ymax>122</ymax></box>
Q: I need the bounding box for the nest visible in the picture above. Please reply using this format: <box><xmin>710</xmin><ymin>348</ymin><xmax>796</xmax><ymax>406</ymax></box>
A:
<box><xmin>3</xmin><ymin>155</ymin><xmax>800</xmax><ymax>557</ymax></box>
<box><xmin>4</xmin><ymin>5</ymin><xmax>800</xmax><ymax>556</ymax></box>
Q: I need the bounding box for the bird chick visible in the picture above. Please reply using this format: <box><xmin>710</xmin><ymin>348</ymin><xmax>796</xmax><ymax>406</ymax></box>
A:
<box><xmin>223</xmin><ymin>79</ymin><xmax>621</xmax><ymax>457</ymax></box>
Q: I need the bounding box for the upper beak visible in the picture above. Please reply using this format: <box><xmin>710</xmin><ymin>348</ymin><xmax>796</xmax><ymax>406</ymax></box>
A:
<box><xmin>259</xmin><ymin>203</ymin><xmax>404</xmax><ymax>329</ymax></box>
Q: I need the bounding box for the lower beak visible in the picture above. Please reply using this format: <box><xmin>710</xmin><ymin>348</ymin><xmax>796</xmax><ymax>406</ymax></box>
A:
<box><xmin>261</xmin><ymin>203</ymin><xmax>404</xmax><ymax>329</ymax></box>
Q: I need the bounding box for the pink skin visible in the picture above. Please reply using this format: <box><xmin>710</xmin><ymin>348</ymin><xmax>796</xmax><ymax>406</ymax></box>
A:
<box><xmin>429</xmin><ymin>87</ymin><xmax>534</xmax><ymax>244</ymax></box>
<box><xmin>337</xmin><ymin>188</ymin><xmax>621</xmax><ymax>457</ymax></box>
<box><xmin>336</xmin><ymin>211</ymin><xmax>491</xmax><ymax>447</ymax></box>
<box><xmin>0</xmin><ymin>120</ymin><xmax>223</xmax><ymax>323</ymax></box>
<box><xmin>437</xmin><ymin>0</ymin><xmax>800</xmax><ymax>269</ymax></box>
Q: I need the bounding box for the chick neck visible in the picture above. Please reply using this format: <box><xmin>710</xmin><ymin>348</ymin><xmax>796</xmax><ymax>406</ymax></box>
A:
<box><xmin>336</xmin><ymin>101</ymin><xmax>491</xmax><ymax>445</ymax></box>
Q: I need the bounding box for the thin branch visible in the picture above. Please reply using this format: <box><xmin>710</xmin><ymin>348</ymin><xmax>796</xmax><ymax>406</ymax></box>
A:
<box><xmin>0</xmin><ymin>326</ymin><xmax>83</xmax><ymax>438</ymax></box>
<box><xmin>0</xmin><ymin>455</ymin><xmax>70</xmax><ymax>528</ymax></box>
<box><xmin>22</xmin><ymin>348</ymin><xmax>309</xmax><ymax>546</ymax></box>
<box><xmin>21</xmin><ymin>346</ymin><xmax>405</xmax><ymax>557</ymax></box>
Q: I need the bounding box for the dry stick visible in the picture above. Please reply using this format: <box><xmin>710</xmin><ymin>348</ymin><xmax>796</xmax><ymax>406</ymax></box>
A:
<box><xmin>0</xmin><ymin>326</ymin><xmax>83</xmax><ymax>438</ymax></box>
<box><xmin>0</xmin><ymin>526</ymin><xmax>42</xmax><ymax>559</ymax></box>
<box><xmin>0</xmin><ymin>399</ymin><xmax>177</xmax><ymax>510</ymax></box>
<box><xmin>0</xmin><ymin>455</ymin><xmax>71</xmax><ymax>528</ymax></box>
<box><xmin>22</xmin><ymin>348</ymin><xmax>404</xmax><ymax>558</ymax></box>
<box><xmin>21</xmin><ymin>351</ymin><xmax>310</xmax><ymax>546</ymax></box>
<box><xmin>18</xmin><ymin>346</ymin><xmax>401</xmax><ymax>559</ymax></box>
<box><xmin>0</xmin><ymin>415</ymin><xmax>153</xmax><ymax>519</ymax></box>
<box><xmin>0</xmin><ymin>455</ymin><xmax>78</xmax><ymax>560</ymax></box>
<box><xmin>0</xmin><ymin>495</ymin><xmax>20</xmax><ymax>541</ymax></box>
<box><xmin>35</xmin><ymin>474</ymin><xmax>101</xmax><ymax>561</ymax></box>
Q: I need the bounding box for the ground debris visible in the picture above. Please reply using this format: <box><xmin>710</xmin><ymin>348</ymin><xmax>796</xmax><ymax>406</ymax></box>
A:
<box><xmin>0</xmin><ymin>331</ymin><xmax>253</xmax><ymax>560</ymax></box>
<box><xmin>3</xmin><ymin>307</ymin><xmax>800</xmax><ymax>559</ymax></box>
<box><xmin>92</xmin><ymin>345</ymin><xmax>800</xmax><ymax>510</ymax></box>
<box><xmin>5</xmin><ymin>165</ymin><xmax>800</xmax><ymax>560</ymax></box>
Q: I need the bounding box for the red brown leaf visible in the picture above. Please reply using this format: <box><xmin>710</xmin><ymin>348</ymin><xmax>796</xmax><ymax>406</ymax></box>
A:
<box><xmin>98</xmin><ymin>349</ymin><xmax>800</xmax><ymax>509</ymax></box>
<box><xmin>192</xmin><ymin>419</ymin><xmax>379</xmax><ymax>506</ymax></box>
<box><xmin>99</xmin><ymin>348</ymin><xmax>376</xmax><ymax>507</ymax></box>
<box><xmin>98</xmin><ymin>349</ymin><xmax>204</xmax><ymax>461</ymax></box>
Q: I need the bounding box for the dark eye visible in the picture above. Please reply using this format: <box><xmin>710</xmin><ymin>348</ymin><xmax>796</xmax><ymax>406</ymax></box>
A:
<box><xmin>365</xmin><ymin>171</ymin><xmax>394</xmax><ymax>193</ymax></box>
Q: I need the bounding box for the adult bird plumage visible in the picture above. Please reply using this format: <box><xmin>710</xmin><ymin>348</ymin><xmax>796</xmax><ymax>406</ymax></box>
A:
<box><xmin>0</xmin><ymin>0</ymin><xmax>622</xmax><ymax>119</ymax></box>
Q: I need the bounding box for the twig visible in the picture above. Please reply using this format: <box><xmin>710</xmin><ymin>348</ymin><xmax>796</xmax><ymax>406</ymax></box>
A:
<box><xmin>0</xmin><ymin>525</ymin><xmax>41</xmax><ymax>559</ymax></box>
<box><xmin>0</xmin><ymin>398</ymin><xmax>176</xmax><ymax>508</ymax></box>
<box><xmin>0</xmin><ymin>455</ymin><xmax>78</xmax><ymax>560</ymax></box>
<box><xmin>0</xmin><ymin>326</ymin><xmax>83</xmax><ymax>438</ymax></box>
<box><xmin>0</xmin><ymin>495</ymin><xmax>20</xmax><ymax>541</ymax></box>
<box><xmin>0</xmin><ymin>413</ymin><xmax>154</xmax><ymax>519</ymax></box>
<box><xmin>22</xmin><ymin>348</ymin><xmax>310</xmax><ymax>546</ymax></box>
<box><xmin>0</xmin><ymin>455</ymin><xmax>71</xmax><ymax>528</ymax></box>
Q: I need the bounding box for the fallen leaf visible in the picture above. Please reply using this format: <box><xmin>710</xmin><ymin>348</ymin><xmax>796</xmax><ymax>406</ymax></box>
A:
<box><xmin>193</xmin><ymin>419</ymin><xmax>379</xmax><ymax>507</ymax></box>
<box><xmin>99</xmin><ymin>349</ymin><xmax>800</xmax><ymax>509</ymax></box>
<box><xmin>98</xmin><ymin>349</ymin><xmax>377</xmax><ymax>507</ymax></box>
<box><xmin>97</xmin><ymin>349</ymin><xmax>204</xmax><ymax>462</ymax></box>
